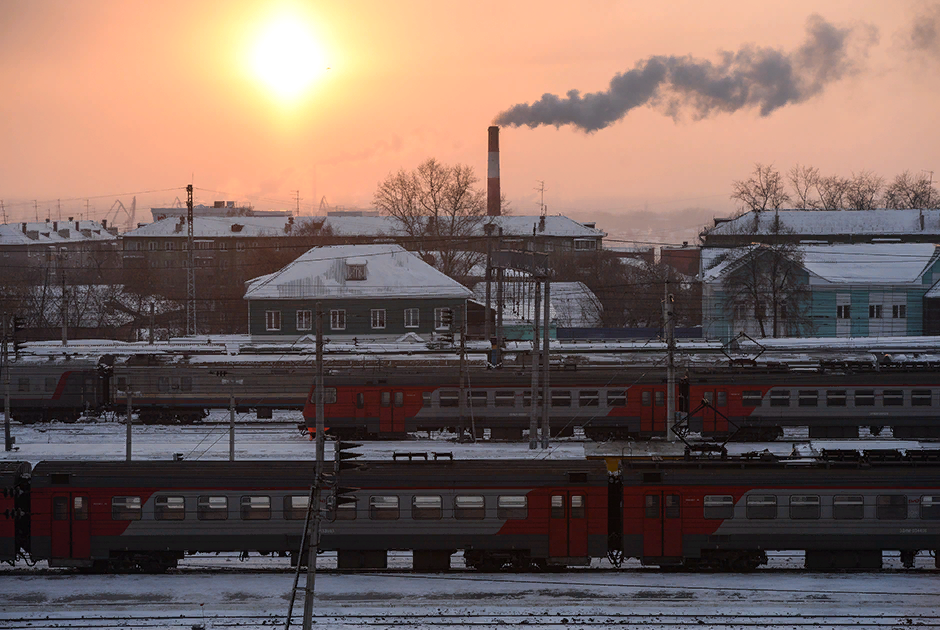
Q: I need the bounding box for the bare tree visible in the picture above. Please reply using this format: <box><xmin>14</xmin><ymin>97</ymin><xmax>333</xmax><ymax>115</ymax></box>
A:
<box><xmin>787</xmin><ymin>164</ymin><xmax>820</xmax><ymax>209</ymax></box>
<box><xmin>815</xmin><ymin>175</ymin><xmax>849</xmax><ymax>210</ymax></box>
<box><xmin>883</xmin><ymin>171</ymin><xmax>938</xmax><ymax>209</ymax></box>
<box><xmin>844</xmin><ymin>171</ymin><xmax>884</xmax><ymax>211</ymax></box>
<box><xmin>730</xmin><ymin>163</ymin><xmax>791</xmax><ymax>213</ymax></box>
<box><xmin>374</xmin><ymin>158</ymin><xmax>486</xmax><ymax>278</ymax></box>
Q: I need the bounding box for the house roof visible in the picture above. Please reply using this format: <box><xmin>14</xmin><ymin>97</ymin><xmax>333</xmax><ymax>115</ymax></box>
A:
<box><xmin>471</xmin><ymin>280</ymin><xmax>603</xmax><ymax>327</ymax></box>
<box><xmin>0</xmin><ymin>220</ymin><xmax>117</xmax><ymax>246</ymax></box>
<box><xmin>244</xmin><ymin>244</ymin><xmax>474</xmax><ymax>300</ymax></box>
<box><xmin>704</xmin><ymin>209</ymin><xmax>940</xmax><ymax>239</ymax></box>
<box><xmin>125</xmin><ymin>216</ymin><xmax>293</xmax><ymax>238</ymax></box>
<box><xmin>703</xmin><ymin>243</ymin><xmax>940</xmax><ymax>284</ymax></box>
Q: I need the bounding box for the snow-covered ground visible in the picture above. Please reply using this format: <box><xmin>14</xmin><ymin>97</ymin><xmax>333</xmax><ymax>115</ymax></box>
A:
<box><xmin>2</xmin><ymin>413</ymin><xmax>938</xmax><ymax>629</ymax></box>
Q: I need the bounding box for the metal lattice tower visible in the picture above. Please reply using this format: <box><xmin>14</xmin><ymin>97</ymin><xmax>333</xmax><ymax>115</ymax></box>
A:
<box><xmin>186</xmin><ymin>184</ymin><xmax>196</xmax><ymax>336</ymax></box>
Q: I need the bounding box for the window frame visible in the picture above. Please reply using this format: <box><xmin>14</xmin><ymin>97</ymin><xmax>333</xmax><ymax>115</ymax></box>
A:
<box><xmin>369</xmin><ymin>495</ymin><xmax>400</xmax><ymax>520</ymax></box>
<box><xmin>404</xmin><ymin>307</ymin><xmax>419</xmax><ymax>329</ymax></box>
<box><xmin>283</xmin><ymin>495</ymin><xmax>310</xmax><ymax>521</ymax></box>
<box><xmin>789</xmin><ymin>495</ymin><xmax>820</xmax><ymax>520</ymax></box>
<box><xmin>497</xmin><ymin>495</ymin><xmax>527</xmax><ymax>520</ymax></box>
<box><xmin>875</xmin><ymin>494</ymin><xmax>908</xmax><ymax>520</ymax></box>
<box><xmin>833</xmin><ymin>495</ymin><xmax>864</xmax><ymax>520</ymax></box>
<box><xmin>434</xmin><ymin>307</ymin><xmax>453</xmax><ymax>331</ymax></box>
<box><xmin>296</xmin><ymin>309</ymin><xmax>312</xmax><ymax>332</ymax></box>
<box><xmin>197</xmin><ymin>495</ymin><xmax>229</xmax><ymax>521</ymax></box>
<box><xmin>745</xmin><ymin>495</ymin><xmax>777</xmax><ymax>520</ymax></box>
<box><xmin>240</xmin><ymin>495</ymin><xmax>272</xmax><ymax>521</ymax></box>
<box><xmin>411</xmin><ymin>495</ymin><xmax>443</xmax><ymax>520</ymax></box>
<box><xmin>330</xmin><ymin>309</ymin><xmax>346</xmax><ymax>331</ymax></box>
<box><xmin>454</xmin><ymin>495</ymin><xmax>486</xmax><ymax>520</ymax></box>
<box><xmin>704</xmin><ymin>495</ymin><xmax>734</xmax><ymax>520</ymax></box>
<box><xmin>154</xmin><ymin>495</ymin><xmax>186</xmax><ymax>521</ymax></box>
<box><xmin>111</xmin><ymin>496</ymin><xmax>142</xmax><ymax>521</ymax></box>
<box><xmin>371</xmin><ymin>308</ymin><xmax>386</xmax><ymax>330</ymax></box>
<box><xmin>607</xmin><ymin>390</ymin><xmax>627</xmax><ymax>407</ymax></box>
<box><xmin>265</xmin><ymin>310</ymin><xmax>281</xmax><ymax>332</ymax></box>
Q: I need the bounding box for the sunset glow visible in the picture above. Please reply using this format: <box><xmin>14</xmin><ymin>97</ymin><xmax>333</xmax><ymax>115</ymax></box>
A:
<box><xmin>250</xmin><ymin>13</ymin><xmax>326</xmax><ymax>102</ymax></box>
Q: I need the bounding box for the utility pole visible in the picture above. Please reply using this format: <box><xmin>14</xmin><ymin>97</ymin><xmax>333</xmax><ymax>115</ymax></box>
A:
<box><xmin>60</xmin><ymin>252</ymin><xmax>67</xmax><ymax>346</ymax></box>
<box><xmin>529</xmin><ymin>278</ymin><xmax>541</xmax><ymax>450</ymax></box>
<box><xmin>484</xmin><ymin>224</ymin><xmax>492</xmax><ymax>344</ymax></box>
<box><xmin>125</xmin><ymin>390</ymin><xmax>133</xmax><ymax>462</ymax></box>
<box><xmin>535</xmin><ymin>180</ymin><xmax>547</xmax><ymax>216</ymax></box>
<box><xmin>223</xmin><ymin>378</ymin><xmax>243</xmax><ymax>461</ymax></box>
<box><xmin>664</xmin><ymin>279</ymin><xmax>677</xmax><ymax>443</ymax></box>
<box><xmin>301</xmin><ymin>305</ymin><xmax>325</xmax><ymax>630</ymax></box>
<box><xmin>84</xmin><ymin>199</ymin><xmax>90</xmax><ymax>220</ymax></box>
<box><xmin>3</xmin><ymin>315</ymin><xmax>11</xmax><ymax>452</ymax></box>
<box><xmin>149</xmin><ymin>302</ymin><xmax>155</xmax><ymax>344</ymax></box>
<box><xmin>1</xmin><ymin>200</ymin><xmax>6</xmax><ymax>224</ymax></box>
<box><xmin>496</xmin><ymin>228</ymin><xmax>504</xmax><ymax>364</ymax></box>
<box><xmin>186</xmin><ymin>184</ymin><xmax>196</xmax><ymax>336</ymax></box>
<box><xmin>33</xmin><ymin>201</ymin><xmax>38</xmax><ymax>222</ymax></box>
<box><xmin>293</xmin><ymin>190</ymin><xmax>302</xmax><ymax>215</ymax></box>
<box><xmin>541</xmin><ymin>272</ymin><xmax>551</xmax><ymax>450</ymax></box>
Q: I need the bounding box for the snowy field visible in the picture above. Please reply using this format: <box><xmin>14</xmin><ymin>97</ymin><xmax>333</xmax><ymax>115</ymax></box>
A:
<box><xmin>2</xmin><ymin>412</ymin><xmax>939</xmax><ymax>629</ymax></box>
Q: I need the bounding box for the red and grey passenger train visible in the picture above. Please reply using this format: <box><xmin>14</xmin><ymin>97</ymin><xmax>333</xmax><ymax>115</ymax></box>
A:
<box><xmin>2</xmin><ymin>450</ymin><xmax>940</xmax><ymax>573</ymax></box>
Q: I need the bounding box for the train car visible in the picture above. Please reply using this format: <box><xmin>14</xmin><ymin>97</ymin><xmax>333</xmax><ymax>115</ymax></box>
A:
<box><xmin>620</xmin><ymin>451</ymin><xmax>940</xmax><ymax>570</ymax></box>
<box><xmin>26</xmin><ymin>459</ymin><xmax>608</xmax><ymax>572</ymax></box>
<box><xmin>305</xmin><ymin>364</ymin><xmax>940</xmax><ymax>440</ymax></box>
<box><xmin>0</xmin><ymin>462</ymin><xmax>31</xmax><ymax>564</ymax></box>
<box><xmin>3</xmin><ymin>356</ymin><xmax>108</xmax><ymax>423</ymax></box>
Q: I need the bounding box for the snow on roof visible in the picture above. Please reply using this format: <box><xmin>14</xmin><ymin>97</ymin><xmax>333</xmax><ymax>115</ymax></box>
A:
<box><xmin>0</xmin><ymin>220</ymin><xmax>117</xmax><ymax>246</ymax></box>
<box><xmin>472</xmin><ymin>281</ymin><xmax>602</xmax><ymax>327</ymax></box>
<box><xmin>705</xmin><ymin>209</ymin><xmax>940</xmax><ymax>237</ymax></box>
<box><xmin>304</xmin><ymin>214</ymin><xmax>605</xmax><ymax>239</ymax></box>
<box><xmin>125</xmin><ymin>216</ymin><xmax>293</xmax><ymax>238</ymax></box>
<box><xmin>702</xmin><ymin>243</ymin><xmax>939</xmax><ymax>284</ymax></box>
<box><xmin>244</xmin><ymin>244</ymin><xmax>473</xmax><ymax>300</ymax></box>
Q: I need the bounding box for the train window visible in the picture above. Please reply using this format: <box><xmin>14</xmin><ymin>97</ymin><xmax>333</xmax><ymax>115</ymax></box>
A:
<box><xmin>53</xmin><ymin>497</ymin><xmax>69</xmax><ymax>521</ymax></box>
<box><xmin>798</xmin><ymin>391</ymin><xmax>818</xmax><ymax>407</ymax></box>
<box><xmin>421</xmin><ymin>392</ymin><xmax>431</xmax><ymax>407</ymax></box>
<box><xmin>283</xmin><ymin>495</ymin><xmax>309</xmax><ymax>520</ymax></box>
<box><xmin>912</xmin><ymin>390</ymin><xmax>932</xmax><ymax>407</ymax></box>
<box><xmin>381</xmin><ymin>392</ymin><xmax>392</xmax><ymax>407</ymax></box>
<box><xmin>522</xmin><ymin>392</ymin><xmax>543</xmax><ymax>407</ymax></box>
<box><xmin>579</xmin><ymin>391</ymin><xmax>599</xmax><ymax>407</ymax></box>
<box><xmin>703</xmin><ymin>391</ymin><xmax>713</xmax><ymax>405</ymax></box>
<box><xmin>112</xmin><ymin>496</ymin><xmax>142</xmax><ymax>521</ymax></box>
<box><xmin>883</xmin><ymin>390</ymin><xmax>904</xmax><ymax>407</ymax></box>
<box><xmin>334</xmin><ymin>500</ymin><xmax>357</xmax><ymax>521</ymax></box>
<box><xmin>551</xmin><ymin>495</ymin><xmax>565</xmax><ymax>518</ymax></box>
<box><xmin>358</xmin><ymin>393</ymin><xmax>366</xmax><ymax>409</ymax></box>
<box><xmin>665</xmin><ymin>494</ymin><xmax>680</xmax><ymax>519</ymax></box>
<box><xmin>309</xmin><ymin>388</ymin><xmax>338</xmax><ymax>405</ymax></box>
<box><xmin>552</xmin><ymin>391</ymin><xmax>572</xmax><ymax>408</ymax></box>
<box><xmin>644</xmin><ymin>495</ymin><xmax>660</xmax><ymax>518</ymax></box>
<box><xmin>571</xmin><ymin>495</ymin><xmax>585</xmax><ymax>519</ymax></box>
<box><xmin>920</xmin><ymin>496</ymin><xmax>940</xmax><ymax>520</ymax></box>
<box><xmin>455</xmin><ymin>495</ymin><xmax>485</xmax><ymax>520</ymax></box>
<box><xmin>789</xmin><ymin>495</ymin><xmax>820</xmax><ymax>520</ymax></box>
<box><xmin>17</xmin><ymin>378</ymin><xmax>28</xmax><ymax>393</ymax></box>
<box><xmin>497</xmin><ymin>496</ymin><xmax>527</xmax><ymax>520</ymax></box>
<box><xmin>854</xmin><ymin>390</ymin><xmax>875</xmax><ymax>406</ymax></box>
<box><xmin>704</xmin><ymin>495</ymin><xmax>734</xmax><ymax>519</ymax></box>
<box><xmin>180</xmin><ymin>376</ymin><xmax>192</xmax><ymax>393</ymax></box>
<box><xmin>742</xmin><ymin>391</ymin><xmax>762</xmax><ymax>407</ymax></box>
<box><xmin>833</xmin><ymin>495</ymin><xmax>864</xmax><ymax>519</ymax></box>
<box><xmin>394</xmin><ymin>392</ymin><xmax>404</xmax><ymax>407</ymax></box>
<box><xmin>876</xmin><ymin>495</ymin><xmax>907</xmax><ymax>520</ymax></box>
<box><xmin>370</xmin><ymin>496</ymin><xmax>400</xmax><ymax>520</ymax></box>
<box><xmin>655</xmin><ymin>391</ymin><xmax>665</xmax><ymax>407</ymax></box>
<box><xmin>495</xmin><ymin>391</ymin><xmax>515</xmax><ymax>407</ymax></box>
<box><xmin>439</xmin><ymin>391</ymin><xmax>459</xmax><ymax>408</ymax></box>
<box><xmin>240</xmin><ymin>496</ymin><xmax>271</xmax><ymax>520</ymax></box>
<box><xmin>468</xmin><ymin>391</ymin><xmax>487</xmax><ymax>407</ymax></box>
<box><xmin>827</xmin><ymin>390</ymin><xmax>847</xmax><ymax>407</ymax></box>
<box><xmin>155</xmin><ymin>496</ymin><xmax>186</xmax><ymax>521</ymax></box>
<box><xmin>607</xmin><ymin>390</ymin><xmax>626</xmax><ymax>406</ymax></box>
<box><xmin>716</xmin><ymin>391</ymin><xmax>727</xmax><ymax>407</ymax></box>
<box><xmin>74</xmin><ymin>496</ymin><xmax>88</xmax><ymax>521</ymax></box>
<box><xmin>770</xmin><ymin>391</ymin><xmax>790</xmax><ymax>407</ymax></box>
<box><xmin>746</xmin><ymin>495</ymin><xmax>777</xmax><ymax>519</ymax></box>
<box><xmin>158</xmin><ymin>377</ymin><xmax>170</xmax><ymax>393</ymax></box>
<box><xmin>412</xmin><ymin>496</ymin><xmax>443</xmax><ymax>520</ymax></box>
<box><xmin>44</xmin><ymin>377</ymin><xmax>56</xmax><ymax>392</ymax></box>
<box><xmin>197</xmin><ymin>496</ymin><xmax>229</xmax><ymax>521</ymax></box>
<box><xmin>642</xmin><ymin>391</ymin><xmax>651</xmax><ymax>407</ymax></box>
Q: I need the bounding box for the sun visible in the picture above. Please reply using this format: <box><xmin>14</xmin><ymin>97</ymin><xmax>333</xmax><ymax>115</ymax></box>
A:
<box><xmin>250</xmin><ymin>13</ymin><xmax>326</xmax><ymax>101</ymax></box>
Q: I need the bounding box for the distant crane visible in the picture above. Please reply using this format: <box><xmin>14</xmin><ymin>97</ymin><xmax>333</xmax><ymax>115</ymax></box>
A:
<box><xmin>105</xmin><ymin>196</ymin><xmax>136</xmax><ymax>232</ymax></box>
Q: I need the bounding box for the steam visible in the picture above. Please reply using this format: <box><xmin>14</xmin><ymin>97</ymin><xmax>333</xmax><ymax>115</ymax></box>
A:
<box><xmin>494</xmin><ymin>15</ymin><xmax>878</xmax><ymax>132</ymax></box>
<box><xmin>906</xmin><ymin>3</ymin><xmax>940</xmax><ymax>58</ymax></box>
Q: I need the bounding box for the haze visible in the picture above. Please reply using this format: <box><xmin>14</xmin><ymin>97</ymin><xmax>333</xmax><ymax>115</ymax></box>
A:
<box><xmin>2</xmin><ymin>0</ymin><xmax>938</xmax><ymax>242</ymax></box>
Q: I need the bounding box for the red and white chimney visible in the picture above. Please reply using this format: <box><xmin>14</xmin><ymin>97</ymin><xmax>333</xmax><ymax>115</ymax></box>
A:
<box><xmin>487</xmin><ymin>126</ymin><xmax>501</xmax><ymax>217</ymax></box>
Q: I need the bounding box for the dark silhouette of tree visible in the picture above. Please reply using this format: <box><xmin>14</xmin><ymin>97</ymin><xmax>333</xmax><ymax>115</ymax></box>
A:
<box><xmin>730</xmin><ymin>163</ymin><xmax>790</xmax><ymax>213</ymax></box>
<box><xmin>883</xmin><ymin>171</ymin><xmax>938</xmax><ymax>209</ymax></box>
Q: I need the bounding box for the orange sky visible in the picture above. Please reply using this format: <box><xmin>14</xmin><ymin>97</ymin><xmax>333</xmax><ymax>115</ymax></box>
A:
<box><xmin>1</xmin><ymin>0</ymin><xmax>938</xmax><ymax>234</ymax></box>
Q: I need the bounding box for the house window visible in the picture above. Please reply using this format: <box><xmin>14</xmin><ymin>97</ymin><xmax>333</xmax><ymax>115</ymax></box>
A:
<box><xmin>296</xmin><ymin>310</ymin><xmax>312</xmax><ymax>331</ymax></box>
<box><xmin>434</xmin><ymin>307</ymin><xmax>453</xmax><ymax>331</ymax></box>
<box><xmin>574</xmin><ymin>239</ymin><xmax>597</xmax><ymax>251</ymax></box>
<box><xmin>218</xmin><ymin>241</ymin><xmax>227</xmax><ymax>250</ymax></box>
<box><xmin>330</xmin><ymin>310</ymin><xmax>346</xmax><ymax>331</ymax></box>
<box><xmin>265</xmin><ymin>310</ymin><xmax>281</xmax><ymax>331</ymax></box>
<box><xmin>164</xmin><ymin>241</ymin><xmax>174</xmax><ymax>251</ymax></box>
<box><xmin>236</xmin><ymin>241</ymin><xmax>245</xmax><ymax>251</ymax></box>
<box><xmin>869</xmin><ymin>304</ymin><xmax>883</xmax><ymax>319</ymax></box>
<box><xmin>371</xmin><ymin>309</ymin><xmax>386</xmax><ymax>329</ymax></box>
<box><xmin>837</xmin><ymin>304</ymin><xmax>851</xmax><ymax>319</ymax></box>
<box><xmin>733</xmin><ymin>303</ymin><xmax>748</xmax><ymax>320</ymax></box>
<box><xmin>893</xmin><ymin>304</ymin><xmax>907</xmax><ymax>319</ymax></box>
<box><xmin>346</xmin><ymin>263</ymin><xmax>367</xmax><ymax>281</ymax></box>
<box><xmin>404</xmin><ymin>308</ymin><xmax>419</xmax><ymax>328</ymax></box>
<box><xmin>148</xmin><ymin>241</ymin><xmax>157</xmax><ymax>251</ymax></box>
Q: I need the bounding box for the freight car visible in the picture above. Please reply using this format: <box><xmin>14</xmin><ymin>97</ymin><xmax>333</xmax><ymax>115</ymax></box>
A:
<box><xmin>304</xmin><ymin>364</ymin><xmax>940</xmax><ymax>440</ymax></box>
<box><xmin>2</xmin><ymin>451</ymin><xmax>939</xmax><ymax>572</ymax></box>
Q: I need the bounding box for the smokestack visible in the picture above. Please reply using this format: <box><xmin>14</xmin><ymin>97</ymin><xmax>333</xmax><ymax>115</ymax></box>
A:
<box><xmin>487</xmin><ymin>126</ymin><xmax>500</xmax><ymax>217</ymax></box>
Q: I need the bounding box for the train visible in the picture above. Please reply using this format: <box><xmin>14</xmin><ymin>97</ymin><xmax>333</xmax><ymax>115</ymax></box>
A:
<box><xmin>2</xmin><ymin>449</ymin><xmax>939</xmax><ymax>573</ymax></box>
<box><xmin>8</xmin><ymin>341</ymin><xmax>940</xmax><ymax>440</ymax></box>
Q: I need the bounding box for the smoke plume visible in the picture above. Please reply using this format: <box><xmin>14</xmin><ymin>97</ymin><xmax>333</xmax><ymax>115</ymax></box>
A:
<box><xmin>905</xmin><ymin>3</ymin><xmax>940</xmax><ymax>59</ymax></box>
<box><xmin>494</xmin><ymin>15</ymin><xmax>877</xmax><ymax>132</ymax></box>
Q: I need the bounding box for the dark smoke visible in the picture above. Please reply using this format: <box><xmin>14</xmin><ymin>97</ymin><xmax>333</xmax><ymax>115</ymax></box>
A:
<box><xmin>906</xmin><ymin>3</ymin><xmax>940</xmax><ymax>58</ymax></box>
<box><xmin>494</xmin><ymin>15</ymin><xmax>877</xmax><ymax>132</ymax></box>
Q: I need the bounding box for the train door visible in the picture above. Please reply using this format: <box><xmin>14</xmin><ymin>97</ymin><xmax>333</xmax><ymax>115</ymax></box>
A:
<box><xmin>701</xmin><ymin>390</ymin><xmax>728</xmax><ymax>434</ymax></box>
<box><xmin>379</xmin><ymin>391</ymin><xmax>406</xmax><ymax>433</ymax></box>
<box><xmin>642</xmin><ymin>492</ymin><xmax>682</xmax><ymax>561</ymax></box>
<box><xmin>640</xmin><ymin>389</ymin><xmax>654</xmax><ymax>432</ymax></box>
<box><xmin>50</xmin><ymin>494</ymin><xmax>90</xmax><ymax>560</ymax></box>
<box><xmin>354</xmin><ymin>392</ymin><xmax>367</xmax><ymax>426</ymax></box>
<box><xmin>379</xmin><ymin>391</ymin><xmax>393</xmax><ymax>433</ymax></box>
<box><xmin>548</xmin><ymin>491</ymin><xmax>588</xmax><ymax>559</ymax></box>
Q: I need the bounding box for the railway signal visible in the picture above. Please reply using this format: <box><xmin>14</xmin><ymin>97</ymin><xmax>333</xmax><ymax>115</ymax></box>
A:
<box><xmin>334</xmin><ymin>440</ymin><xmax>363</xmax><ymax>474</ymax></box>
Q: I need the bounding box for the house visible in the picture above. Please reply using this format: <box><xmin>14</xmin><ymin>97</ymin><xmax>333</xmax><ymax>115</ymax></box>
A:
<box><xmin>0</xmin><ymin>219</ymin><xmax>120</xmax><ymax>284</ymax></box>
<box><xmin>471</xmin><ymin>280</ymin><xmax>603</xmax><ymax>340</ymax></box>
<box><xmin>702</xmin><ymin>243</ymin><xmax>940</xmax><ymax>341</ymax></box>
<box><xmin>243</xmin><ymin>244</ymin><xmax>473</xmax><ymax>341</ymax></box>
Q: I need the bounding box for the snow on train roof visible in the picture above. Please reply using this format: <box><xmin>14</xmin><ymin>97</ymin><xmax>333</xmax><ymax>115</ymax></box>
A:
<box><xmin>243</xmin><ymin>244</ymin><xmax>473</xmax><ymax>300</ymax></box>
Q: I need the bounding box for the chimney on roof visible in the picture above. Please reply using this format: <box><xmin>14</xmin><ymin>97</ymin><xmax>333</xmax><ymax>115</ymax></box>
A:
<box><xmin>45</xmin><ymin>218</ymin><xmax>50</xmax><ymax>223</ymax></box>
<box><xmin>102</xmin><ymin>219</ymin><xmax>107</xmax><ymax>230</ymax></box>
<box><xmin>74</xmin><ymin>221</ymin><xmax>79</xmax><ymax>230</ymax></box>
<box><xmin>52</xmin><ymin>221</ymin><xmax>58</xmax><ymax>231</ymax></box>
<box><xmin>68</xmin><ymin>216</ymin><xmax>73</xmax><ymax>221</ymax></box>
<box><xmin>487</xmin><ymin>126</ymin><xmax>501</xmax><ymax>217</ymax></box>
<box><xmin>538</xmin><ymin>215</ymin><xmax>546</xmax><ymax>232</ymax></box>
<box><xmin>21</xmin><ymin>222</ymin><xmax>26</xmax><ymax>233</ymax></box>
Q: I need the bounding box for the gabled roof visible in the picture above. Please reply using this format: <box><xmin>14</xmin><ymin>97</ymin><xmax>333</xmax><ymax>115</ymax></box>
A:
<box><xmin>0</xmin><ymin>220</ymin><xmax>117</xmax><ymax>246</ymax></box>
<box><xmin>244</xmin><ymin>244</ymin><xmax>474</xmax><ymax>301</ymax></box>
<box><xmin>308</xmin><ymin>215</ymin><xmax>605</xmax><ymax>239</ymax></box>
<box><xmin>125</xmin><ymin>216</ymin><xmax>292</xmax><ymax>238</ymax></box>
<box><xmin>704</xmin><ymin>209</ymin><xmax>940</xmax><ymax>239</ymax></box>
